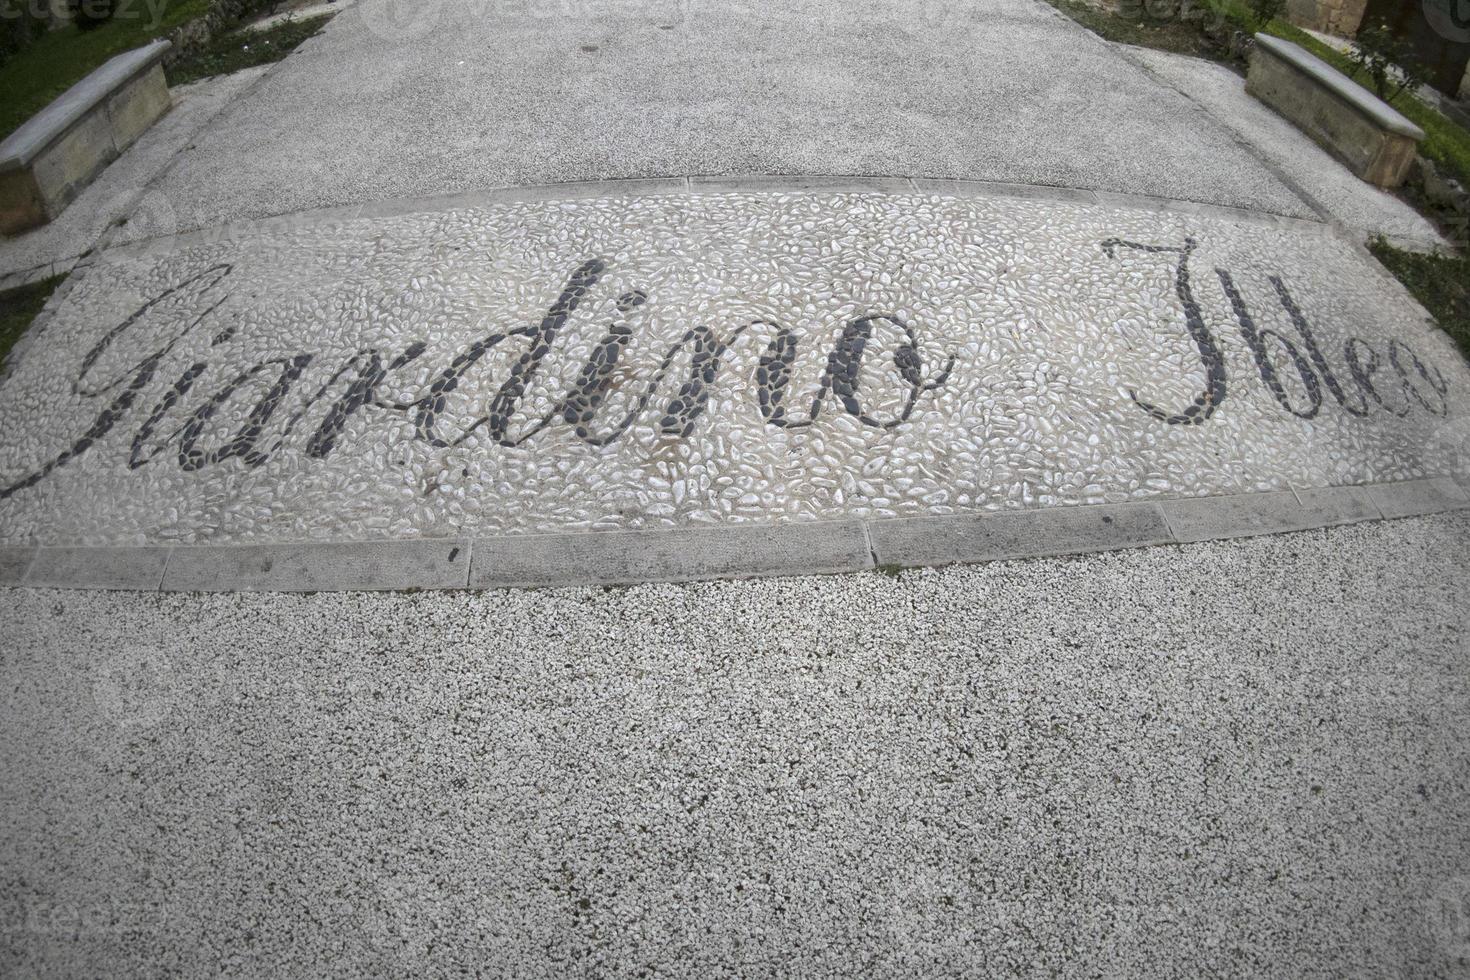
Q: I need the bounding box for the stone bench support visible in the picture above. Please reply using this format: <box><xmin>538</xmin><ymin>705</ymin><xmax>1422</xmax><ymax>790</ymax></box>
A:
<box><xmin>0</xmin><ymin>40</ymin><xmax>172</xmax><ymax>236</ymax></box>
<box><xmin>1246</xmin><ymin>33</ymin><xmax>1424</xmax><ymax>188</ymax></box>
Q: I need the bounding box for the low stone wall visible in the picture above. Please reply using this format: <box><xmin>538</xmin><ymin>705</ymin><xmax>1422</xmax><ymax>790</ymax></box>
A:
<box><xmin>1283</xmin><ymin>0</ymin><xmax>1368</xmax><ymax>36</ymax></box>
<box><xmin>0</xmin><ymin>40</ymin><xmax>171</xmax><ymax>234</ymax></box>
<box><xmin>1247</xmin><ymin>33</ymin><xmax>1424</xmax><ymax>187</ymax></box>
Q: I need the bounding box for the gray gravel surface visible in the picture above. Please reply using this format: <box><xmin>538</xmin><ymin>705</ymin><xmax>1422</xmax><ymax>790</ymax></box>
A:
<box><xmin>123</xmin><ymin>0</ymin><xmax>1314</xmax><ymax>239</ymax></box>
<box><xmin>1122</xmin><ymin>45</ymin><xmax>1442</xmax><ymax>245</ymax></box>
<box><xmin>3</xmin><ymin>513</ymin><xmax>1469</xmax><ymax>977</ymax></box>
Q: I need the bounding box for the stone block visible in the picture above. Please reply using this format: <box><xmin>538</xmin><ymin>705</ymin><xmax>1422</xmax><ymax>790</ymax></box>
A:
<box><xmin>0</xmin><ymin>547</ymin><xmax>36</xmax><ymax>586</ymax></box>
<box><xmin>0</xmin><ymin>169</ymin><xmax>47</xmax><ymax>235</ymax></box>
<box><xmin>470</xmin><ymin>521</ymin><xmax>872</xmax><ymax>588</ymax></box>
<box><xmin>1420</xmin><ymin>159</ymin><xmax>1470</xmax><ymax>213</ymax></box>
<box><xmin>27</xmin><ymin>106</ymin><xmax>118</xmax><ymax>216</ymax></box>
<box><xmin>1283</xmin><ymin>0</ymin><xmax>1368</xmax><ymax>34</ymax></box>
<box><xmin>1247</xmin><ymin>34</ymin><xmax>1423</xmax><ymax>188</ymax></box>
<box><xmin>107</xmin><ymin>63</ymin><xmax>173</xmax><ymax>151</ymax></box>
<box><xmin>161</xmin><ymin>538</ymin><xmax>471</xmax><ymax>592</ymax></box>
<box><xmin>24</xmin><ymin>546</ymin><xmax>170</xmax><ymax>590</ymax></box>
<box><xmin>1368</xmin><ymin>477</ymin><xmax>1470</xmax><ymax>519</ymax></box>
<box><xmin>867</xmin><ymin>502</ymin><xmax>1171</xmax><ymax>568</ymax></box>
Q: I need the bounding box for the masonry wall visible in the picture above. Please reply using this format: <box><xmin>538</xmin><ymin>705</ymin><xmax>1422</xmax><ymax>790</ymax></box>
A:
<box><xmin>1286</xmin><ymin>0</ymin><xmax>1369</xmax><ymax>36</ymax></box>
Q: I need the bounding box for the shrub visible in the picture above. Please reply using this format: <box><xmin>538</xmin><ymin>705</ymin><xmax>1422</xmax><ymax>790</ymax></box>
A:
<box><xmin>1246</xmin><ymin>0</ymin><xmax>1284</xmax><ymax>30</ymax></box>
<box><xmin>1348</xmin><ymin>20</ymin><xmax>1427</xmax><ymax>101</ymax></box>
<box><xmin>72</xmin><ymin>0</ymin><xmax>118</xmax><ymax>30</ymax></box>
<box><xmin>0</xmin><ymin>0</ymin><xmax>48</xmax><ymax>66</ymax></box>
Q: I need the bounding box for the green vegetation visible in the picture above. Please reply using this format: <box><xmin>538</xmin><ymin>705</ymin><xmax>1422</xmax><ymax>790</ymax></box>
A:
<box><xmin>1043</xmin><ymin>0</ymin><xmax>1226</xmax><ymax>58</ymax></box>
<box><xmin>0</xmin><ymin>276</ymin><xmax>65</xmax><ymax>374</ymax></box>
<box><xmin>1368</xmin><ymin>239</ymin><xmax>1470</xmax><ymax>361</ymax></box>
<box><xmin>1244</xmin><ymin>0</ymin><xmax>1285</xmax><ymax>32</ymax></box>
<box><xmin>0</xmin><ymin>0</ymin><xmax>209</xmax><ymax>140</ymax></box>
<box><xmin>166</xmin><ymin>12</ymin><xmax>331</xmax><ymax>86</ymax></box>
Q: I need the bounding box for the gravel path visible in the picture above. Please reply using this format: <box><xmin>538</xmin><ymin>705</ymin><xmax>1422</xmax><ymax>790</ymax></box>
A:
<box><xmin>120</xmin><ymin>0</ymin><xmax>1315</xmax><ymax>238</ymax></box>
<box><xmin>1122</xmin><ymin>46</ymin><xmax>1442</xmax><ymax>246</ymax></box>
<box><xmin>3</xmin><ymin>513</ymin><xmax>1468</xmax><ymax>977</ymax></box>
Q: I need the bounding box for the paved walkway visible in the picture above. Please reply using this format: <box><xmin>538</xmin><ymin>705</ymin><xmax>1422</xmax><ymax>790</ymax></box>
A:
<box><xmin>1</xmin><ymin>180</ymin><xmax>1464</xmax><ymax>556</ymax></box>
<box><xmin>103</xmin><ymin>0</ymin><xmax>1320</xmax><ymax>238</ymax></box>
<box><xmin>3</xmin><ymin>1</ymin><xmax>1470</xmax><ymax>975</ymax></box>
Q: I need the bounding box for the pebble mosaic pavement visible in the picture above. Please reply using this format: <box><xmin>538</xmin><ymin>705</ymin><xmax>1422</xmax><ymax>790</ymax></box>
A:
<box><xmin>0</xmin><ymin>189</ymin><xmax>1466</xmax><ymax>547</ymax></box>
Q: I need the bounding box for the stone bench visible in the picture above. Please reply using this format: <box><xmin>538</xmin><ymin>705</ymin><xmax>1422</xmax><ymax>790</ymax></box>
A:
<box><xmin>0</xmin><ymin>39</ymin><xmax>172</xmax><ymax>236</ymax></box>
<box><xmin>1247</xmin><ymin>33</ymin><xmax>1425</xmax><ymax>188</ymax></box>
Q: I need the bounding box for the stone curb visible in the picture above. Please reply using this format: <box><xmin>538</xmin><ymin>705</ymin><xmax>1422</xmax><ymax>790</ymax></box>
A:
<box><xmin>868</xmin><ymin>500</ymin><xmax>1173</xmax><ymax>567</ymax></box>
<box><xmin>159</xmin><ymin>538</ymin><xmax>471</xmax><ymax>592</ymax></box>
<box><xmin>0</xmin><ymin>479</ymin><xmax>1465</xmax><ymax>593</ymax></box>
<box><xmin>470</xmin><ymin>520</ymin><xmax>872</xmax><ymax>589</ymax></box>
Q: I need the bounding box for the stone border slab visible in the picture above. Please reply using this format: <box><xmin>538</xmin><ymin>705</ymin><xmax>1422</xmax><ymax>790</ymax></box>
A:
<box><xmin>0</xmin><ymin>546</ymin><xmax>35</xmax><ymax>586</ymax></box>
<box><xmin>98</xmin><ymin>172</ymin><xmax>1335</xmax><ymax>263</ymax></box>
<box><xmin>1294</xmin><ymin>485</ymin><xmax>1381</xmax><ymax>525</ymax></box>
<box><xmin>24</xmin><ymin>546</ymin><xmax>170</xmax><ymax>590</ymax></box>
<box><xmin>470</xmin><ymin>520</ymin><xmax>872</xmax><ymax>589</ymax></box>
<box><xmin>1</xmin><ymin>481</ymin><xmax>1467</xmax><ymax>593</ymax></box>
<box><xmin>1163</xmin><ymin>488</ymin><xmax>1360</xmax><ymax>543</ymax></box>
<box><xmin>1368</xmin><ymin>477</ymin><xmax>1470</xmax><ymax>519</ymax></box>
<box><xmin>160</xmin><ymin>538</ymin><xmax>471</xmax><ymax>592</ymax></box>
<box><xmin>868</xmin><ymin>501</ymin><xmax>1172</xmax><ymax>568</ymax></box>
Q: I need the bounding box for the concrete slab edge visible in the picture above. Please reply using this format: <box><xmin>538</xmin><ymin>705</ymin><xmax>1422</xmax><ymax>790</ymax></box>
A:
<box><xmin>0</xmin><ymin>479</ymin><xmax>1464</xmax><ymax>593</ymax></box>
<box><xmin>0</xmin><ymin>256</ymin><xmax>77</xmax><ymax>295</ymax></box>
<box><xmin>94</xmin><ymin>173</ymin><xmax>1328</xmax><ymax>261</ymax></box>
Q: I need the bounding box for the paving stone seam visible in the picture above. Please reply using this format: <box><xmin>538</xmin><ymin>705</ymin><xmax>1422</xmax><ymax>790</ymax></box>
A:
<box><xmin>90</xmin><ymin>172</ymin><xmax>1336</xmax><ymax>264</ymax></box>
<box><xmin>1</xmin><ymin>479</ymin><xmax>1465</xmax><ymax>593</ymax></box>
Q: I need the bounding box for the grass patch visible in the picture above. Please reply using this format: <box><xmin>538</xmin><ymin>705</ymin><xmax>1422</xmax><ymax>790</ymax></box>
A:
<box><xmin>0</xmin><ymin>0</ymin><xmax>210</xmax><ymax>140</ymax></box>
<box><xmin>0</xmin><ymin>276</ymin><xmax>65</xmax><ymax>374</ymax></box>
<box><xmin>1043</xmin><ymin>0</ymin><xmax>1227</xmax><ymax>58</ymax></box>
<box><xmin>1369</xmin><ymin>239</ymin><xmax>1470</xmax><ymax>361</ymax></box>
<box><xmin>166</xmin><ymin>13</ymin><xmax>332</xmax><ymax>86</ymax></box>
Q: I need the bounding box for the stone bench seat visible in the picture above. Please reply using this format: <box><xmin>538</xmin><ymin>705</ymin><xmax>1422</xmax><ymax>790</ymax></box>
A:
<box><xmin>0</xmin><ymin>39</ymin><xmax>172</xmax><ymax>236</ymax></box>
<box><xmin>1247</xmin><ymin>33</ymin><xmax>1424</xmax><ymax>188</ymax></box>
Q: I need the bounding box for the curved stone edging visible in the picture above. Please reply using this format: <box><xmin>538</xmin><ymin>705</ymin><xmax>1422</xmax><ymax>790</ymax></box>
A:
<box><xmin>97</xmin><ymin>172</ymin><xmax>1337</xmax><ymax>261</ymax></box>
<box><xmin>1</xmin><ymin>478</ymin><xmax>1464</xmax><ymax>593</ymax></box>
<box><xmin>3</xmin><ymin>173</ymin><xmax>1346</xmax><ymax>297</ymax></box>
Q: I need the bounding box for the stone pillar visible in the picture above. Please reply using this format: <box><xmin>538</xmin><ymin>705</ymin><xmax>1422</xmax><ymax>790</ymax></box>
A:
<box><xmin>1330</xmin><ymin>0</ymin><xmax>1369</xmax><ymax>35</ymax></box>
<box><xmin>1284</xmin><ymin>0</ymin><xmax>1322</xmax><ymax>30</ymax></box>
<box><xmin>1288</xmin><ymin>0</ymin><xmax>1370</xmax><ymax>36</ymax></box>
